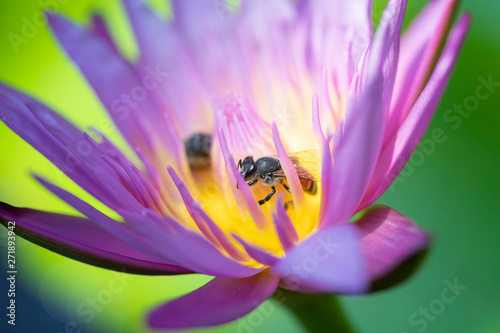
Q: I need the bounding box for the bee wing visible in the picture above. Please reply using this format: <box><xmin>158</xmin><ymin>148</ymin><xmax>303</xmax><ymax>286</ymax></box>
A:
<box><xmin>270</xmin><ymin>169</ymin><xmax>287</xmax><ymax>178</ymax></box>
<box><xmin>287</xmin><ymin>150</ymin><xmax>322</xmax><ymax>182</ymax></box>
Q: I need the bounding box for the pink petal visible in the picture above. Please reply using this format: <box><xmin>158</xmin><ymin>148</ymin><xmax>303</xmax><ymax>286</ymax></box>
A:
<box><xmin>361</xmin><ymin>0</ymin><xmax>406</xmax><ymax>112</ymax></box>
<box><xmin>273</xmin><ymin>196</ymin><xmax>300</xmax><ymax>252</ymax></box>
<box><xmin>317</xmin><ymin>134</ymin><xmax>333</xmax><ymax>226</ymax></box>
<box><xmin>272</xmin><ymin>123</ymin><xmax>305</xmax><ymax>208</ymax></box>
<box><xmin>218</xmin><ymin>128</ymin><xmax>269</xmax><ymax>231</ymax></box>
<box><xmin>148</xmin><ymin>271</ymin><xmax>280</xmax><ymax>329</ymax></box>
<box><xmin>359</xmin><ymin>14</ymin><xmax>471</xmax><ymax>208</ymax></box>
<box><xmin>353</xmin><ymin>205</ymin><xmax>430</xmax><ymax>285</ymax></box>
<box><xmin>302</xmin><ymin>0</ymin><xmax>373</xmax><ymax>91</ymax></box>
<box><xmin>321</xmin><ymin>0</ymin><xmax>406</xmax><ymax>228</ymax></box>
<box><xmin>311</xmin><ymin>92</ymin><xmax>326</xmax><ymax>145</ymax></box>
<box><xmin>321</xmin><ymin>77</ymin><xmax>384</xmax><ymax>227</ymax></box>
<box><xmin>386</xmin><ymin>0</ymin><xmax>460</xmax><ymax>145</ymax></box>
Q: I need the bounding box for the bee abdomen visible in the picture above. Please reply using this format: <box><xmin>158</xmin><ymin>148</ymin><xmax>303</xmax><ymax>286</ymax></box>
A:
<box><xmin>185</xmin><ymin>133</ymin><xmax>212</xmax><ymax>169</ymax></box>
<box><xmin>300</xmin><ymin>178</ymin><xmax>317</xmax><ymax>195</ymax></box>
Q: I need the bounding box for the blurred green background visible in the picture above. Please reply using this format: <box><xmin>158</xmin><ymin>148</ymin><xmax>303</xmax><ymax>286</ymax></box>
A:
<box><xmin>0</xmin><ymin>0</ymin><xmax>499</xmax><ymax>332</ymax></box>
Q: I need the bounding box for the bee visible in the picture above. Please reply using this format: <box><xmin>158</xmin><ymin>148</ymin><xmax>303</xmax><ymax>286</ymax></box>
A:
<box><xmin>237</xmin><ymin>151</ymin><xmax>320</xmax><ymax>206</ymax></box>
<box><xmin>185</xmin><ymin>133</ymin><xmax>212</xmax><ymax>169</ymax></box>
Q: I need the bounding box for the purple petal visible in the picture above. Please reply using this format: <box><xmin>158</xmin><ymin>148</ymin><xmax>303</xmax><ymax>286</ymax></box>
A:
<box><xmin>311</xmin><ymin>93</ymin><xmax>326</xmax><ymax>146</ymax></box>
<box><xmin>273</xmin><ymin>224</ymin><xmax>369</xmax><ymax>294</ymax></box>
<box><xmin>148</xmin><ymin>271</ymin><xmax>280</xmax><ymax>329</ymax></box>
<box><xmin>272</xmin><ymin>123</ymin><xmax>305</xmax><ymax>208</ymax></box>
<box><xmin>361</xmin><ymin>0</ymin><xmax>406</xmax><ymax>110</ymax></box>
<box><xmin>359</xmin><ymin>14</ymin><xmax>470</xmax><ymax>208</ymax></box>
<box><xmin>34</xmin><ymin>176</ymin><xmax>183</xmax><ymax>265</ymax></box>
<box><xmin>167</xmin><ymin>166</ymin><xmax>251</xmax><ymax>262</ymax></box>
<box><xmin>128</xmin><ymin>214</ymin><xmax>263</xmax><ymax>278</ymax></box>
<box><xmin>218</xmin><ymin>128</ymin><xmax>270</xmax><ymax>231</ymax></box>
<box><xmin>321</xmin><ymin>78</ymin><xmax>384</xmax><ymax>228</ymax></box>
<box><xmin>273</xmin><ymin>196</ymin><xmax>299</xmax><ymax>252</ymax></box>
<box><xmin>0</xmin><ymin>84</ymin><xmax>144</xmax><ymax>213</ymax></box>
<box><xmin>212</xmin><ymin>94</ymin><xmax>276</xmax><ymax>211</ymax></box>
<box><xmin>36</xmin><ymin>175</ymin><xmax>261</xmax><ymax>278</ymax></box>
<box><xmin>103</xmin><ymin>155</ymin><xmax>152</xmax><ymax>209</ymax></box>
<box><xmin>321</xmin><ymin>0</ymin><xmax>406</xmax><ymax>228</ymax></box>
<box><xmin>90</xmin><ymin>13</ymin><xmax>118</xmax><ymax>53</ymax></box>
<box><xmin>240</xmin><ymin>0</ymin><xmax>296</xmax><ymax>42</ymax></box>
<box><xmin>317</xmin><ymin>134</ymin><xmax>333</xmax><ymax>226</ymax></box>
<box><xmin>166</xmin><ymin>166</ymin><xmax>217</xmax><ymax>242</ymax></box>
<box><xmin>386</xmin><ymin>0</ymin><xmax>459</xmax><ymax>145</ymax></box>
<box><xmin>302</xmin><ymin>0</ymin><xmax>372</xmax><ymax>90</ymax></box>
<box><xmin>233</xmin><ymin>235</ymin><xmax>279</xmax><ymax>267</ymax></box>
<box><xmin>321</xmin><ymin>0</ymin><xmax>373</xmax><ymax>38</ymax></box>
<box><xmin>353</xmin><ymin>205</ymin><xmax>430</xmax><ymax>284</ymax></box>
<box><xmin>0</xmin><ymin>203</ymin><xmax>189</xmax><ymax>275</ymax></box>
<box><xmin>125</xmin><ymin>0</ymin><xmax>217</xmax><ymax>138</ymax></box>
<box><xmin>171</xmin><ymin>0</ymin><xmax>222</xmax><ymax>39</ymax></box>
<box><xmin>123</xmin><ymin>0</ymin><xmax>195</xmax><ymax>136</ymax></box>
<box><xmin>46</xmin><ymin>13</ymin><xmax>165</xmax><ymax>155</ymax></box>
<box><xmin>123</xmin><ymin>0</ymin><xmax>174</xmax><ymax>62</ymax></box>
<box><xmin>213</xmin><ymin>93</ymin><xmax>275</xmax><ymax>159</ymax></box>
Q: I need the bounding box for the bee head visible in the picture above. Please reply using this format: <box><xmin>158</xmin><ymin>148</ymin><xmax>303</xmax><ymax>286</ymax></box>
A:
<box><xmin>238</xmin><ymin>156</ymin><xmax>257</xmax><ymax>181</ymax></box>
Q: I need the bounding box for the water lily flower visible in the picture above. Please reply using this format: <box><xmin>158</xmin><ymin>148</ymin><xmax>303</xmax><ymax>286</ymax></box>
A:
<box><xmin>0</xmin><ymin>0</ymin><xmax>469</xmax><ymax>330</ymax></box>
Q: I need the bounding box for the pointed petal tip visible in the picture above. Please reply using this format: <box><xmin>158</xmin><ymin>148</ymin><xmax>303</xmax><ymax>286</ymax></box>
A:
<box><xmin>271</xmin><ymin>122</ymin><xmax>305</xmax><ymax>207</ymax></box>
<box><xmin>166</xmin><ymin>164</ymin><xmax>176</xmax><ymax>178</ymax></box>
<box><xmin>44</xmin><ymin>10</ymin><xmax>57</xmax><ymax>20</ymax></box>
<box><xmin>458</xmin><ymin>11</ymin><xmax>472</xmax><ymax>29</ymax></box>
<box><xmin>45</xmin><ymin>10</ymin><xmax>68</xmax><ymax>29</ymax></box>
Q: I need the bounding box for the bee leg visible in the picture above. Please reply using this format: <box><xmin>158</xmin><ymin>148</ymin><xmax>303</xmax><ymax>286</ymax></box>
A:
<box><xmin>283</xmin><ymin>200</ymin><xmax>294</xmax><ymax>210</ymax></box>
<box><xmin>258</xmin><ymin>186</ymin><xmax>276</xmax><ymax>205</ymax></box>
<box><xmin>247</xmin><ymin>179</ymin><xmax>258</xmax><ymax>187</ymax></box>
<box><xmin>282</xmin><ymin>183</ymin><xmax>291</xmax><ymax>193</ymax></box>
<box><xmin>238</xmin><ymin>180</ymin><xmax>257</xmax><ymax>189</ymax></box>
